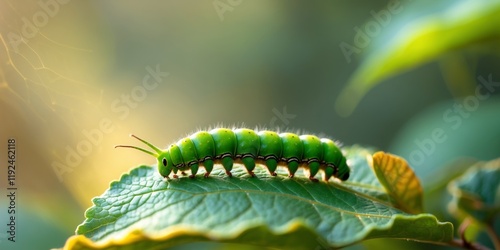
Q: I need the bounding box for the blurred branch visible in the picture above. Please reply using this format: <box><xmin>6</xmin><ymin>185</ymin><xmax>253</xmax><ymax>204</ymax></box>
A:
<box><xmin>485</xmin><ymin>221</ymin><xmax>500</xmax><ymax>250</ymax></box>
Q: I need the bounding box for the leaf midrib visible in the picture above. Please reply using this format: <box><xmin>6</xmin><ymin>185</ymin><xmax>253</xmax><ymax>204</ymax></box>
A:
<box><xmin>115</xmin><ymin>185</ymin><xmax>397</xmax><ymax>218</ymax></box>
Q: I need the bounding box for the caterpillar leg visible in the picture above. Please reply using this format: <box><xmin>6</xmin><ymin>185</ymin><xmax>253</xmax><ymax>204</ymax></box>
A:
<box><xmin>265</xmin><ymin>158</ymin><xmax>278</xmax><ymax>176</ymax></box>
<box><xmin>241</xmin><ymin>157</ymin><xmax>256</xmax><ymax>177</ymax></box>
<box><xmin>221</xmin><ymin>156</ymin><xmax>234</xmax><ymax>177</ymax></box>
<box><xmin>203</xmin><ymin>159</ymin><xmax>214</xmax><ymax>178</ymax></box>
<box><xmin>287</xmin><ymin>161</ymin><xmax>299</xmax><ymax>178</ymax></box>
<box><xmin>189</xmin><ymin>163</ymin><xmax>199</xmax><ymax>179</ymax></box>
<box><xmin>172</xmin><ymin>168</ymin><xmax>179</xmax><ymax>179</ymax></box>
<box><xmin>308</xmin><ymin>177</ymin><xmax>319</xmax><ymax>182</ymax></box>
<box><xmin>323</xmin><ymin>166</ymin><xmax>334</xmax><ymax>182</ymax></box>
<box><xmin>181</xmin><ymin>171</ymin><xmax>187</xmax><ymax>176</ymax></box>
<box><xmin>307</xmin><ymin>162</ymin><xmax>320</xmax><ymax>182</ymax></box>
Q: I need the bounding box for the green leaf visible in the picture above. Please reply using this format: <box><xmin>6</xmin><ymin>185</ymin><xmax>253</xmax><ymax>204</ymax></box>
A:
<box><xmin>341</xmin><ymin>146</ymin><xmax>392</xmax><ymax>203</ymax></box>
<box><xmin>335</xmin><ymin>0</ymin><xmax>500</xmax><ymax>116</ymax></box>
<box><xmin>389</xmin><ymin>99</ymin><xmax>500</xmax><ymax>189</ymax></box>
<box><xmin>61</xmin><ymin>150</ymin><xmax>453</xmax><ymax>249</ymax></box>
<box><xmin>448</xmin><ymin>158</ymin><xmax>500</xmax><ymax>223</ymax></box>
<box><xmin>372</xmin><ymin>152</ymin><xmax>424</xmax><ymax>214</ymax></box>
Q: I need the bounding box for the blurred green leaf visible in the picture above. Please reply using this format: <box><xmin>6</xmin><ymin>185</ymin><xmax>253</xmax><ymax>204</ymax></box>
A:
<box><xmin>448</xmin><ymin>158</ymin><xmax>500</xmax><ymax>223</ymax></box>
<box><xmin>389</xmin><ymin>99</ymin><xmax>500</xmax><ymax>188</ymax></box>
<box><xmin>388</xmin><ymin>99</ymin><xmax>500</xmax><ymax>249</ymax></box>
<box><xmin>372</xmin><ymin>152</ymin><xmax>424</xmax><ymax>214</ymax></box>
<box><xmin>60</xmin><ymin>147</ymin><xmax>453</xmax><ymax>249</ymax></box>
<box><xmin>336</xmin><ymin>0</ymin><xmax>500</xmax><ymax>116</ymax></box>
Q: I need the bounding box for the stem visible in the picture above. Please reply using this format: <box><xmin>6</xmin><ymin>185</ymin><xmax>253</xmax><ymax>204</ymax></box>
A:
<box><xmin>448</xmin><ymin>238</ymin><xmax>492</xmax><ymax>250</ymax></box>
<box><xmin>485</xmin><ymin>223</ymin><xmax>500</xmax><ymax>250</ymax></box>
<box><xmin>459</xmin><ymin>217</ymin><xmax>473</xmax><ymax>249</ymax></box>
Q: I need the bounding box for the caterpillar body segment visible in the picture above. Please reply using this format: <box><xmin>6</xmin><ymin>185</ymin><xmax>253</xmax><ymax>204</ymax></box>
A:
<box><xmin>279</xmin><ymin>133</ymin><xmax>302</xmax><ymax>179</ymax></box>
<box><xmin>116</xmin><ymin>128</ymin><xmax>350</xmax><ymax>182</ymax></box>
<box><xmin>234</xmin><ymin>129</ymin><xmax>260</xmax><ymax>177</ymax></box>
<box><xmin>189</xmin><ymin>131</ymin><xmax>215</xmax><ymax>178</ymax></box>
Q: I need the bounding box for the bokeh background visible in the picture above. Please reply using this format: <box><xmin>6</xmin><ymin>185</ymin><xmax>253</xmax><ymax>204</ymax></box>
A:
<box><xmin>0</xmin><ymin>0</ymin><xmax>499</xmax><ymax>249</ymax></box>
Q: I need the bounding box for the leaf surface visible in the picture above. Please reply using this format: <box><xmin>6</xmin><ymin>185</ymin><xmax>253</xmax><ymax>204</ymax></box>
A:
<box><xmin>61</xmin><ymin>148</ymin><xmax>453</xmax><ymax>249</ymax></box>
<box><xmin>448</xmin><ymin>158</ymin><xmax>500</xmax><ymax>223</ymax></box>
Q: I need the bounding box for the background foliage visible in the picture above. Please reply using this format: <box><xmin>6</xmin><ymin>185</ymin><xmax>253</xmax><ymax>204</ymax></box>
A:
<box><xmin>0</xmin><ymin>0</ymin><xmax>499</xmax><ymax>249</ymax></box>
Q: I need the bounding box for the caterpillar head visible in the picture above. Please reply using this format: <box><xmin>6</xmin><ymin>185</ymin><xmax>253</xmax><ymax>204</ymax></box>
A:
<box><xmin>115</xmin><ymin>135</ymin><xmax>174</xmax><ymax>178</ymax></box>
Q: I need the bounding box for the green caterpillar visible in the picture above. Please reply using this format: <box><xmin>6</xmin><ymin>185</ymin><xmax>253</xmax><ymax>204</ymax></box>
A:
<box><xmin>116</xmin><ymin>128</ymin><xmax>350</xmax><ymax>182</ymax></box>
